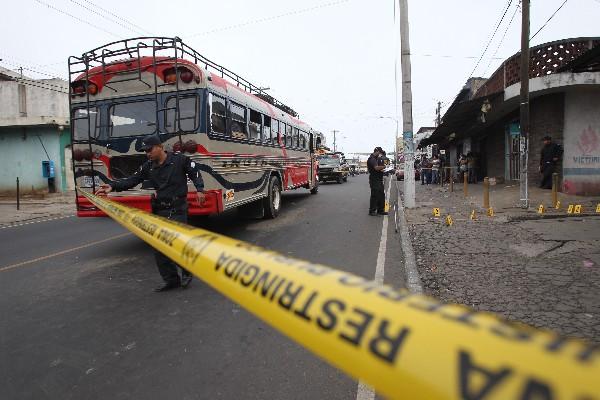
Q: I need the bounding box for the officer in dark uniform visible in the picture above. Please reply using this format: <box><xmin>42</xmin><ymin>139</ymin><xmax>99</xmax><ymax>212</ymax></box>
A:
<box><xmin>95</xmin><ymin>134</ymin><xmax>206</xmax><ymax>292</ymax></box>
<box><xmin>539</xmin><ymin>135</ymin><xmax>563</xmax><ymax>189</ymax></box>
<box><xmin>367</xmin><ymin>147</ymin><xmax>387</xmax><ymax>216</ymax></box>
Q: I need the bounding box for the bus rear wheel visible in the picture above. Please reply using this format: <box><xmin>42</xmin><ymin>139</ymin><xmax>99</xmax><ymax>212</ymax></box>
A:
<box><xmin>264</xmin><ymin>176</ymin><xmax>282</xmax><ymax>218</ymax></box>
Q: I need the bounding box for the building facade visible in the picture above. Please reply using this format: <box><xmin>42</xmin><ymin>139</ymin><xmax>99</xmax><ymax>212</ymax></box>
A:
<box><xmin>421</xmin><ymin>37</ymin><xmax>600</xmax><ymax>195</ymax></box>
<box><xmin>0</xmin><ymin>67</ymin><xmax>71</xmax><ymax>193</ymax></box>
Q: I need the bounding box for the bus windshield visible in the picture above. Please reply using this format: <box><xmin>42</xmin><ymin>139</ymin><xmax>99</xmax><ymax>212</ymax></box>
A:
<box><xmin>109</xmin><ymin>100</ymin><xmax>156</xmax><ymax>137</ymax></box>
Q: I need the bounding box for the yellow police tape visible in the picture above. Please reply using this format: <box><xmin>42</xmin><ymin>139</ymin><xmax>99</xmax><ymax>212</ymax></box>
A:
<box><xmin>80</xmin><ymin>190</ymin><xmax>599</xmax><ymax>400</ymax></box>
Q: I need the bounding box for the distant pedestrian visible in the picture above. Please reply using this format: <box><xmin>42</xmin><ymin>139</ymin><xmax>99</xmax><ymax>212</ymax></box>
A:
<box><xmin>458</xmin><ymin>154</ymin><xmax>468</xmax><ymax>182</ymax></box>
<box><xmin>95</xmin><ymin>134</ymin><xmax>206</xmax><ymax>292</ymax></box>
<box><xmin>431</xmin><ymin>155</ymin><xmax>441</xmax><ymax>184</ymax></box>
<box><xmin>539</xmin><ymin>135</ymin><xmax>563</xmax><ymax>189</ymax></box>
<box><xmin>467</xmin><ymin>152</ymin><xmax>477</xmax><ymax>183</ymax></box>
<box><xmin>367</xmin><ymin>147</ymin><xmax>387</xmax><ymax>216</ymax></box>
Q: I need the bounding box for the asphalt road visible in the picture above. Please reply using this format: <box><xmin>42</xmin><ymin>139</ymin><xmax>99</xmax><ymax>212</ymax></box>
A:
<box><xmin>0</xmin><ymin>174</ymin><xmax>406</xmax><ymax>400</ymax></box>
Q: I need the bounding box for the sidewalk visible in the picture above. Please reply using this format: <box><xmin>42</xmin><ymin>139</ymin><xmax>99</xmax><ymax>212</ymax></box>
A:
<box><xmin>0</xmin><ymin>191</ymin><xmax>76</xmax><ymax>227</ymax></box>
<box><xmin>403</xmin><ymin>181</ymin><xmax>600</xmax><ymax>343</ymax></box>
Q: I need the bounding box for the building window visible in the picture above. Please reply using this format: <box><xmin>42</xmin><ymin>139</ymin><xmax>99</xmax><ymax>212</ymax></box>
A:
<box><xmin>73</xmin><ymin>107</ymin><xmax>98</xmax><ymax>140</ymax></box>
<box><xmin>109</xmin><ymin>101</ymin><xmax>156</xmax><ymax>137</ymax></box>
<box><xmin>229</xmin><ymin>102</ymin><xmax>247</xmax><ymax>139</ymax></box>
<box><xmin>210</xmin><ymin>94</ymin><xmax>227</xmax><ymax>135</ymax></box>
<box><xmin>165</xmin><ymin>96</ymin><xmax>199</xmax><ymax>133</ymax></box>
<box><xmin>263</xmin><ymin>115</ymin><xmax>272</xmax><ymax>143</ymax></box>
<box><xmin>249</xmin><ymin>109</ymin><xmax>261</xmax><ymax>141</ymax></box>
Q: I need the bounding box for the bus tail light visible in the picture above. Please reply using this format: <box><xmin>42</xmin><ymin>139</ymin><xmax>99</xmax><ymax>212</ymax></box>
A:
<box><xmin>71</xmin><ymin>81</ymin><xmax>98</xmax><ymax>97</ymax></box>
<box><xmin>87</xmin><ymin>83</ymin><xmax>98</xmax><ymax>95</ymax></box>
<box><xmin>73</xmin><ymin>149</ymin><xmax>84</xmax><ymax>161</ymax></box>
<box><xmin>184</xmin><ymin>140</ymin><xmax>197</xmax><ymax>153</ymax></box>
<box><xmin>172</xmin><ymin>141</ymin><xmax>183</xmax><ymax>153</ymax></box>
<box><xmin>162</xmin><ymin>66</ymin><xmax>196</xmax><ymax>85</ymax></box>
<box><xmin>82</xmin><ymin>149</ymin><xmax>93</xmax><ymax>161</ymax></box>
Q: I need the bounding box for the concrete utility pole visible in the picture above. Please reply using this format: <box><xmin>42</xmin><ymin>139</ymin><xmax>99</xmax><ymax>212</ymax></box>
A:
<box><xmin>399</xmin><ymin>0</ymin><xmax>415</xmax><ymax>208</ymax></box>
<box><xmin>332</xmin><ymin>130</ymin><xmax>338</xmax><ymax>152</ymax></box>
<box><xmin>435</xmin><ymin>101</ymin><xmax>442</xmax><ymax>126</ymax></box>
<box><xmin>519</xmin><ymin>0</ymin><xmax>530</xmax><ymax>208</ymax></box>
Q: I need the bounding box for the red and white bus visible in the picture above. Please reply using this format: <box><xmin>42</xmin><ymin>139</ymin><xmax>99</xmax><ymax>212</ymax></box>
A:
<box><xmin>69</xmin><ymin>37</ymin><xmax>322</xmax><ymax>218</ymax></box>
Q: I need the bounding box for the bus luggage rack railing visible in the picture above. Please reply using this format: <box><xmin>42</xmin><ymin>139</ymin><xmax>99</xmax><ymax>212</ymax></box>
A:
<box><xmin>68</xmin><ymin>36</ymin><xmax>298</xmax><ymax>117</ymax></box>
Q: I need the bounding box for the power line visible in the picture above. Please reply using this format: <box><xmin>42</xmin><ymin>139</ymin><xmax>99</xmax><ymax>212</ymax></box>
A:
<box><xmin>9</xmin><ymin>78</ymin><xmax>69</xmax><ymax>94</ymax></box>
<box><xmin>482</xmin><ymin>0</ymin><xmax>521</xmax><ymax>76</ymax></box>
<box><xmin>77</xmin><ymin>0</ymin><xmax>152</xmax><ymax>35</ymax></box>
<box><xmin>530</xmin><ymin>0</ymin><xmax>569</xmax><ymax>40</ymax></box>
<box><xmin>32</xmin><ymin>0</ymin><xmax>121</xmax><ymax>39</ymax></box>
<box><xmin>0</xmin><ymin>53</ymin><xmax>65</xmax><ymax>77</ymax></box>
<box><xmin>67</xmin><ymin>0</ymin><xmax>147</xmax><ymax>36</ymax></box>
<box><xmin>188</xmin><ymin>0</ymin><xmax>350</xmax><ymax>38</ymax></box>
<box><xmin>467</xmin><ymin>0</ymin><xmax>514</xmax><ymax>79</ymax></box>
<box><xmin>0</xmin><ymin>59</ymin><xmax>66</xmax><ymax>79</ymax></box>
<box><xmin>412</xmin><ymin>53</ymin><xmax>506</xmax><ymax>60</ymax></box>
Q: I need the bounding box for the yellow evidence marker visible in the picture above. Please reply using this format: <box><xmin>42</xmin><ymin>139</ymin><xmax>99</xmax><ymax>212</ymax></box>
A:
<box><xmin>555</xmin><ymin>200</ymin><xmax>561</xmax><ymax>210</ymax></box>
<box><xmin>487</xmin><ymin>207</ymin><xmax>494</xmax><ymax>217</ymax></box>
<box><xmin>574</xmin><ymin>205</ymin><xmax>582</xmax><ymax>214</ymax></box>
<box><xmin>567</xmin><ymin>204</ymin><xmax>574</xmax><ymax>214</ymax></box>
<box><xmin>470</xmin><ymin>210</ymin><xmax>476</xmax><ymax>220</ymax></box>
<box><xmin>596</xmin><ymin>203</ymin><xmax>600</xmax><ymax>213</ymax></box>
<box><xmin>432</xmin><ymin>208</ymin><xmax>441</xmax><ymax>217</ymax></box>
<box><xmin>537</xmin><ymin>204</ymin><xmax>545</xmax><ymax>214</ymax></box>
<box><xmin>384</xmin><ymin>202</ymin><xmax>390</xmax><ymax>213</ymax></box>
<box><xmin>445</xmin><ymin>215</ymin><xmax>453</xmax><ymax>226</ymax></box>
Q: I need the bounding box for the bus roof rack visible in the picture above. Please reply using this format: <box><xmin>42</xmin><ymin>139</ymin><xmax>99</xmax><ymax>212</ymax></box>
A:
<box><xmin>68</xmin><ymin>37</ymin><xmax>298</xmax><ymax>117</ymax></box>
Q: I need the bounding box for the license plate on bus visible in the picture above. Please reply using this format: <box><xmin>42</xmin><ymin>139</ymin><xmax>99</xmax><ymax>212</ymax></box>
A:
<box><xmin>82</xmin><ymin>176</ymin><xmax>101</xmax><ymax>188</ymax></box>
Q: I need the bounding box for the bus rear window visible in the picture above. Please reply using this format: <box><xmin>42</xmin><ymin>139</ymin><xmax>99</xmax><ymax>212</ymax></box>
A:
<box><xmin>109</xmin><ymin>101</ymin><xmax>156</xmax><ymax>137</ymax></box>
<box><xmin>73</xmin><ymin>107</ymin><xmax>98</xmax><ymax>140</ymax></box>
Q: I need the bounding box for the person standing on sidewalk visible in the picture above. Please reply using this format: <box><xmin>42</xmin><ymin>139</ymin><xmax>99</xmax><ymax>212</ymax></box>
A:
<box><xmin>95</xmin><ymin>134</ymin><xmax>206</xmax><ymax>292</ymax></box>
<box><xmin>367</xmin><ymin>147</ymin><xmax>387</xmax><ymax>216</ymax></box>
<box><xmin>431</xmin><ymin>155</ymin><xmax>441</xmax><ymax>184</ymax></box>
<box><xmin>539</xmin><ymin>135</ymin><xmax>563</xmax><ymax>189</ymax></box>
<box><xmin>467</xmin><ymin>151</ymin><xmax>477</xmax><ymax>183</ymax></box>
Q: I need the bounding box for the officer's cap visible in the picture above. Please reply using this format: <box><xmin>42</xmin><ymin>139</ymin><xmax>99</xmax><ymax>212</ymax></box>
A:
<box><xmin>141</xmin><ymin>134</ymin><xmax>163</xmax><ymax>151</ymax></box>
<box><xmin>542</xmin><ymin>135</ymin><xmax>552</xmax><ymax>141</ymax></box>
<box><xmin>374</xmin><ymin>146</ymin><xmax>384</xmax><ymax>153</ymax></box>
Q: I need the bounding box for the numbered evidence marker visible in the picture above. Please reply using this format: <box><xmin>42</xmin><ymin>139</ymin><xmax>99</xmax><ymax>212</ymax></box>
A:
<box><xmin>574</xmin><ymin>204</ymin><xmax>582</xmax><ymax>214</ymax></box>
<box><xmin>555</xmin><ymin>200</ymin><xmax>561</xmax><ymax>210</ymax></box>
<box><xmin>487</xmin><ymin>207</ymin><xmax>494</xmax><ymax>217</ymax></box>
<box><xmin>567</xmin><ymin>204</ymin><xmax>574</xmax><ymax>214</ymax></box>
<box><xmin>445</xmin><ymin>215</ymin><xmax>453</xmax><ymax>226</ymax></box>
<box><xmin>433</xmin><ymin>207</ymin><xmax>441</xmax><ymax>217</ymax></box>
<box><xmin>537</xmin><ymin>204</ymin><xmax>545</xmax><ymax>214</ymax></box>
<box><xmin>596</xmin><ymin>203</ymin><xmax>600</xmax><ymax>213</ymax></box>
<box><xmin>470</xmin><ymin>210</ymin><xmax>476</xmax><ymax>220</ymax></box>
<box><xmin>384</xmin><ymin>202</ymin><xmax>390</xmax><ymax>212</ymax></box>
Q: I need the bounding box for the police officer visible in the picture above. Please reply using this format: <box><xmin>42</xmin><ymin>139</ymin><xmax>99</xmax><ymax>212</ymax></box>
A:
<box><xmin>367</xmin><ymin>147</ymin><xmax>387</xmax><ymax>216</ymax></box>
<box><xmin>539</xmin><ymin>135</ymin><xmax>563</xmax><ymax>189</ymax></box>
<box><xmin>95</xmin><ymin>134</ymin><xmax>206</xmax><ymax>292</ymax></box>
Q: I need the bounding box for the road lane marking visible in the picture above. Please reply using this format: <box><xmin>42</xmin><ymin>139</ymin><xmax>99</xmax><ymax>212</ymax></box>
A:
<box><xmin>356</xmin><ymin>177</ymin><xmax>393</xmax><ymax>400</ymax></box>
<box><xmin>0</xmin><ymin>214</ymin><xmax>75</xmax><ymax>229</ymax></box>
<box><xmin>395</xmin><ymin>180</ymin><xmax>423</xmax><ymax>294</ymax></box>
<box><xmin>0</xmin><ymin>232</ymin><xmax>132</xmax><ymax>272</ymax></box>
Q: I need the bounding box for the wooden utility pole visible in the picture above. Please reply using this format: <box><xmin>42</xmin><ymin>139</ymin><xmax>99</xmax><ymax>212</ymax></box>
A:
<box><xmin>519</xmin><ymin>0</ymin><xmax>530</xmax><ymax>208</ymax></box>
<box><xmin>399</xmin><ymin>0</ymin><xmax>415</xmax><ymax>208</ymax></box>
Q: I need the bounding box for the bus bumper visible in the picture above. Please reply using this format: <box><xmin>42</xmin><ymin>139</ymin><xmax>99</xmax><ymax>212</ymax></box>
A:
<box><xmin>76</xmin><ymin>190</ymin><xmax>223</xmax><ymax>217</ymax></box>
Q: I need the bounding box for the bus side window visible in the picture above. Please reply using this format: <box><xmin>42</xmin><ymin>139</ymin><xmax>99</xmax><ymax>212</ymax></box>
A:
<box><xmin>271</xmin><ymin>119</ymin><xmax>279</xmax><ymax>145</ymax></box>
<box><xmin>72</xmin><ymin>107</ymin><xmax>99</xmax><ymax>140</ymax></box>
<box><xmin>210</xmin><ymin>94</ymin><xmax>227</xmax><ymax>135</ymax></box>
<box><xmin>263</xmin><ymin>115</ymin><xmax>272</xmax><ymax>144</ymax></box>
<box><xmin>293</xmin><ymin>127</ymin><xmax>300</xmax><ymax>148</ymax></box>
<box><xmin>166</xmin><ymin>96</ymin><xmax>198</xmax><ymax>133</ymax></box>
<box><xmin>286</xmin><ymin>124</ymin><xmax>293</xmax><ymax>147</ymax></box>
<box><xmin>300</xmin><ymin>131</ymin><xmax>307</xmax><ymax>150</ymax></box>
<box><xmin>229</xmin><ymin>102</ymin><xmax>247</xmax><ymax>140</ymax></box>
<box><xmin>249</xmin><ymin>109</ymin><xmax>261</xmax><ymax>141</ymax></box>
<box><xmin>280</xmin><ymin>122</ymin><xmax>287</xmax><ymax>146</ymax></box>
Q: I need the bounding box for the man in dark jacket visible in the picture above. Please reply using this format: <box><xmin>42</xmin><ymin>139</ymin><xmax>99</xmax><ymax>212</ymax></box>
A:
<box><xmin>96</xmin><ymin>134</ymin><xmax>206</xmax><ymax>292</ymax></box>
<box><xmin>539</xmin><ymin>135</ymin><xmax>563</xmax><ymax>189</ymax></box>
<box><xmin>367</xmin><ymin>147</ymin><xmax>387</xmax><ymax>216</ymax></box>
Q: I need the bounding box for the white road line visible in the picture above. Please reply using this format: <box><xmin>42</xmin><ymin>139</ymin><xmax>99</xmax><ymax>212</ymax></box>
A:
<box><xmin>0</xmin><ymin>214</ymin><xmax>75</xmax><ymax>230</ymax></box>
<box><xmin>395</xmin><ymin>180</ymin><xmax>423</xmax><ymax>294</ymax></box>
<box><xmin>356</xmin><ymin>177</ymin><xmax>392</xmax><ymax>400</ymax></box>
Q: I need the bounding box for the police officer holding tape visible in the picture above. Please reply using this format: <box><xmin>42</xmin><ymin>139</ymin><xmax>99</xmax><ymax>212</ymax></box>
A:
<box><xmin>95</xmin><ymin>134</ymin><xmax>206</xmax><ymax>292</ymax></box>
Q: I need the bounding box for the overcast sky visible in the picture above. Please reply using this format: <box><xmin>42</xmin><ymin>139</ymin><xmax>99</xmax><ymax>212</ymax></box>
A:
<box><xmin>1</xmin><ymin>0</ymin><xmax>597</xmax><ymax>152</ymax></box>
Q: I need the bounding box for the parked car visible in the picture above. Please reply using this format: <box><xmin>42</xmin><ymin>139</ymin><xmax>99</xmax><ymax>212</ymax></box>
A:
<box><xmin>396</xmin><ymin>168</ymin><xmax>420</xmax><ymax>181</ymax></box>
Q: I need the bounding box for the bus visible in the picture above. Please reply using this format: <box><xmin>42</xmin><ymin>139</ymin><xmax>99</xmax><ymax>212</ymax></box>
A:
<box><xmin>69</xmin><ymin>37</ymin><xmax>321</xmax><ymax>218</ymax></box>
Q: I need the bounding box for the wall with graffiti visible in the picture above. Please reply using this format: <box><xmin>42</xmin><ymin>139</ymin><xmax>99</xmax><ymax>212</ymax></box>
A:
<box><xmin>563</xmin><ymin>89</ymin><xmax>600</xmax><ymax>195</ymax></box>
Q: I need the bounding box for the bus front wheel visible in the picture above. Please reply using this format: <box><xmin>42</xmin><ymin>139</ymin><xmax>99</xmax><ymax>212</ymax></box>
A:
<box><xmin>264</xmin><ymin>176</ymin><xmax>282</xmax><ymax>218</ymax></box>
